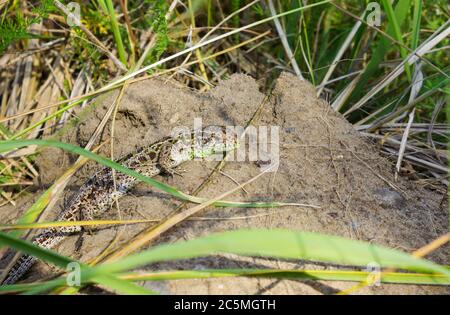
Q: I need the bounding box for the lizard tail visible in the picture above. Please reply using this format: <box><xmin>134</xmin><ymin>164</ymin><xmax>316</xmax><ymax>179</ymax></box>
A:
<box><xmin>1</xmin><ymin>231</ymin><xmax>69</xmax><ymax>285</ymax></box>
<box><xmin>2</xmin><ymin>255</ymin><xmax>37</xmax><ymax>285</ymax></box>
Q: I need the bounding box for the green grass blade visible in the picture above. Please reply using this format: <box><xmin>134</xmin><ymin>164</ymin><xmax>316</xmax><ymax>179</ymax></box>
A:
<box><xmin>105</xmin><ymin>0</ymin><xmax>127</xmax><ymax>66</ymax></box>
<box><xmin>347</xmin><ymin>0</ymin><xmax>412</xmax><ymax>107</ymax></box>
<box><xmin>10</xmin><ymin>98</ymin><xmax>85</xmax><ymax>140</ymax></box>
<box><xmin>8</xmin><ymin>187</ymin><xmax>57</xmax><ymax>238</ymax></box>
<box><xmin>99</xmin><ymin>0</ymin><xmax>331</xmax><ymax>92</ymax></box>
<box><xmin>123</xmin><ymin>268</ymin><xmax>450</xmax><ymax>285</ymax></box>
<box><xmin>10</xmin><ymin>0</ymin><xmax>331</xmax><ymax>140</ymax></box>
<box><xmin>2</xmin><ymin>229</ymin><xmax>447</xmax><ymax>294</ymax></box>
<box><xmin>411</xmin><ymin>0</ymin><xmax>422</xmax><ymax>50</ymax></box>
<box><xmin>19</xmin><ymin>272</ymin><xmax>153</xmax><ymax>295</ymax></box>
<box><xmin>21</xmin><ymin>279</ymin><xmax>68</xmax><ymax>295</ymax></box>
<box><xmin>96</xmin><ymin>229</ymin><xmax>450</xmax><ymax>276</ymax></box>
<box><xmin>0</xmin><ymin>231</ymin><xmax>153</xmax><ymax>294</ymax></box>
<box><xmin>90</xmin><ymin>274</ymin><xmax>155</xmax><ymax>295</ymax></box>
<box><xmin>96</xmin><ymin>0</ymin><xmax>107</xmax><ymax>13</ymax></box>
<box><xmin>0</xmin><ymin>139</ymin><xmax>307</xmax><ymax>209</ymax></box>
<box><xmin>0</xmin><ymin>231</ymin><xmax>74</xmax><ymax>269</ymax></box>
<box><xmin>4</xmin><ymin>267</ymin><xmax>448</xmax><ymax>294</ymax></box>
<box><xmin>0</xmin><ymin>278</ymin><xmax>66</xmax><ymax>294</ymax></box>
<box><xmin>381</xmin><ymin>0</ymin><xmax>411</xmax><ymax>80</ymax></box>
<box><xmin>9</xmin><ymin>267</ymin><xmax>450</xmax><ymax>294</ymax></box>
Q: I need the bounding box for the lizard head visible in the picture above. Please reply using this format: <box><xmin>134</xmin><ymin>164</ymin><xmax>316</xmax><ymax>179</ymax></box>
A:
<box><xmin>192</xmin><ymin>126</ymin><xmax>239</xmax><ymax>158</ymax></box>
<box><xmin>168</xmin><ymin>126</ymin><xmax>239</xmax><ymax>165</ymax></box>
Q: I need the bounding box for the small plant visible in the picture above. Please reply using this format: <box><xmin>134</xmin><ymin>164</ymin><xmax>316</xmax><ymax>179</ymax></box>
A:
<box><xmin>0</xmin><ymin>0</ymin><xmax>55</xmax><ymax>54</ymax></box>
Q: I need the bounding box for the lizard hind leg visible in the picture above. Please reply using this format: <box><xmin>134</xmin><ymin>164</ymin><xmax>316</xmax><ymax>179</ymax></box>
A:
<box><xmin>76</xmin><ymin>202</ymin><xmax>97</xmax><ymax>235</ymax></box>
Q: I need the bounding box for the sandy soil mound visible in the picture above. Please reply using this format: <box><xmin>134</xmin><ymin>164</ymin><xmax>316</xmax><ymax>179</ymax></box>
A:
<box><xmin>1</xmin><ymin>73</ymin><xmax>448</xmax><ymax>294</ymax></box>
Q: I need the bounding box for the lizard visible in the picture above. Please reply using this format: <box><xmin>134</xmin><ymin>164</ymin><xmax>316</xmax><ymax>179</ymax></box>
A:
<box><xmin>1</xmin><ymin>126</ymin><xmax>239</xmax><ymax>285</ymax></box>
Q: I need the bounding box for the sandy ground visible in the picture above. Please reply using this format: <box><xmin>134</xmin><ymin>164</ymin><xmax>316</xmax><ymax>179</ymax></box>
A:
<box><xmin>0</xmin><ymin>72</ymin><xmax>448</xmax><ymax>294</ymax></box>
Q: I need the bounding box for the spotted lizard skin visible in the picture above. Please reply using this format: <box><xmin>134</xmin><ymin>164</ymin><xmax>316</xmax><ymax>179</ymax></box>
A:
<box><xmin>1</xmin><ymin>127</ymin><xmax>238</xmax><ymax>285</ymax></box>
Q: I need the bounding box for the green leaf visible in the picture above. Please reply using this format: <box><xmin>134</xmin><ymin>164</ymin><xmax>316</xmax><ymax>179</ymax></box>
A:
<box><xmin>123</xmin><ymin>268</ymin><xmax>450</xmax><ymax>286</ymax></box>
<box><xmin>96</xmin><ymin>229</ymin><xmax>450</xmax><ymax>276</ymax></box>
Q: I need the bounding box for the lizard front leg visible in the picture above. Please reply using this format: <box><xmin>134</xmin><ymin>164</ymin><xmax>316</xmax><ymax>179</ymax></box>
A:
<box><xmin>157</xmin><ymin>142</ymin><xmax>177</xmax><ymax>176</ymax></box>
<box><xmin>157</xmin><ymin>142</ymin><xmax>187</xmax><ymax>177</ymax></box>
